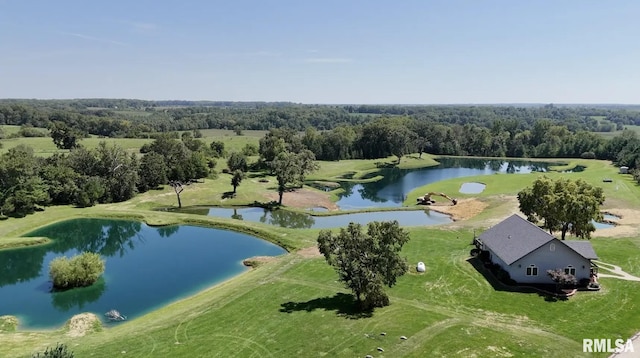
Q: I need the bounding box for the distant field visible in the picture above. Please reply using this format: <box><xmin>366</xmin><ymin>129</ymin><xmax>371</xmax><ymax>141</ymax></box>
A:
<box><xmin>0</xmin><ymin>126</ymin><xmax>265</xmax><ymax>156</ymax></box>
<box><xmin>596</xmin><ymin>125</ymin><xmax>640</xmax><ymax>139</ymax></box>
<box><xmin>0</xmin><ymin>125</ymin><xmax>23</xmax><ymax>135</ymax></box>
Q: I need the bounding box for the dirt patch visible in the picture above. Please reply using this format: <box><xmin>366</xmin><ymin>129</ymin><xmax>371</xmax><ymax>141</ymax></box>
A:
<box><xmin>66</xmin><ymin>313</ymin><xmax>101</xmax><ymax>337</ymax></box>
<box><xmin>427</xmin><ymin>198</ymin><xmax>489</xmax><ymax>221</ymax></box>
<box><xmin>264</xmin><ymin>188</ymin><xmax>338</xmax><ymax>211</ymax></box>
<box><xmin>297</xmin><ymin>246</ymin><xmax>322</xmax><ymax>258</ymax></box>
<box><xmin>242</xmin><ymin>256</ymin><xmax>277</xmax><ymax>268</ymax></box>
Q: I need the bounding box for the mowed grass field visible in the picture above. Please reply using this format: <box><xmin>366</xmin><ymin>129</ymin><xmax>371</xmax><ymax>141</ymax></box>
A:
<box><xmin>0</xmin><ymin>125</ymin><xmax>266</xmax><ymax>156</ymax></box>
<box><xmin>0</xmin><ymin>144</ymin><xmax>639</xmax><ymax>357</ymax></box>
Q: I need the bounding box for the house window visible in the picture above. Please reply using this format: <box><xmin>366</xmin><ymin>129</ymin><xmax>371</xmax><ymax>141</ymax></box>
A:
<box><xmin>564</xmin><ymin>265</ymin><xmax>576</xmax><ymax>276</ymax></box>
<box><xmin>549</xmin><ymin>243</ymin><xmax>555</xmax><ymax>252</ymax></box>
<box><xmin>526</xmin><ymin>265</ymin><xmax>538</xmax><ymax>276</ymax></box>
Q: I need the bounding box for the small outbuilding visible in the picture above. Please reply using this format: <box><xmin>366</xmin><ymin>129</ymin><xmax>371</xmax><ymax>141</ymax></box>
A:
<box><xmin>620</xmin><ymin>166</ymin><xmax>629</xmax><ymax>174</ymax></box>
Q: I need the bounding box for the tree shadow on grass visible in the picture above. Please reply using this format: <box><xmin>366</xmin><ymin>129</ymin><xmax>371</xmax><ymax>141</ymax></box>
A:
<box><xmin>375</xmin><ymin>161</ymin><xmax>398</xmax><ymax>169</ymax></box>
<box><xmin>221</xmin><ymin>191</ymin><xmax>236</xmax><ymax>199</ymax></box>
<box><xmin>466</xmin><ymin>256</ymin><xmax>568</xmax><ymax>302</ymax></box>
<box><xmin>280</xmin><ymin>293</ymin><xmax>373</xmax><ymax>319</ymax></box>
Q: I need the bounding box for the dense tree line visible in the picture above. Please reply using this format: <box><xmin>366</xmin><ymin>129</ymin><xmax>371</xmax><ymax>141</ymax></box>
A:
<box><xmin>3</xmin><ymin>100</ymin><xmax>640</xmax><ymax>138</ymax></box>
<box><xmin>257</xmin><ymin>117</ymin><xmax>640</xmax><ymax>171</ymax></box>
<box><xmin>0</xmin><ymin>134</ymin><xmax>214</xmax><ymax>217</ymax></box>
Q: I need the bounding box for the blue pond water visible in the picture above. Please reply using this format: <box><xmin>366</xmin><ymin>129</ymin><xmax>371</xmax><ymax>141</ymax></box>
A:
<box><xmin>180</xmin><ymin>207</ymin><xmax>452</xmax><ymax>229</ymax></box>
<box><xmin>603</xmin><ymin>213</ymin><xmax>620</xmax><ymax>221</ymax></box>
<box><xmin>335</xmin><ymin>157</ymin><xmax>558</xmax><ymax>209</ymax></box>
<box><xmin>592</xmin><ymin>220</ymin><xmax>614</xmax><ymax>229</ymax></box>
<box><xmin>0</xmin><ymin>219</ymin><xmax>285</xmax><ymax>329</ymax></box>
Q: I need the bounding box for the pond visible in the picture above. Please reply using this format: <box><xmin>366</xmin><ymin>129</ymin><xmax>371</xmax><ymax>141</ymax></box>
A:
<box><xmin>459</xmin><ymin>182</ymin><xmax>486</xmax><ymax>194</ymax></box>
<box><xmin>0</xmin><ymin>218</ymin><xmax>285</xmax><ymax>329</ymax></box>
<box><xmin>603</xmin><ymin>213</ymin><xmax>620</xmax><ymax>221</ymax></box>
<box><xmin>335</xmin><ymin>157</ymin><xmax>567</xmax><ymax>209</ymax></box>
<box><xmin>592</xmin><ymin>220</ymin><xmax>615</xmax><ymax>229</ymax></box>
<box><xmin>177</xmin><ymin>207</ymin><xmax>452</xmax><ymax>229</ymax></box>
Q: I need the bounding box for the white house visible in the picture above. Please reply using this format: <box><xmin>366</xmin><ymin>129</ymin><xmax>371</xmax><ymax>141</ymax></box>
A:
<box><xmin>474</xmin><ymin>214</ymin><xmax>598</xmax><ymax>285</ymax></box>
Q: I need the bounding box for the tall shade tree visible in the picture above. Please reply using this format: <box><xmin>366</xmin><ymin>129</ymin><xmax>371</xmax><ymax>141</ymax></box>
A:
<box><xmin>227</xmin><ymin>152</ymin><xmax>248</xmax><ymax>172</ymax></box>
<box><xmin>39</xmin><ymin>154</ymin><xmax>79</xmax><ymax>205</ymax></box>
<box><xmin>95</xmin><ymin>142</ymin><xmax>138</xmax><ymax>203</ymax></box>
<box><xmin>49</xmin><ymin>121</ymin><xmax>84</xmax><ymax>149</ymax></box>
<box><xmin>209</xmin><ymin>140</ymin><xmax>226</xmax><ymax>158</ymax></box>
<box><xmin>0</xmin><ymin>144</ymin><xmax>50</xmax><ymax>216</ymax></box>
<box><xmin>317</xmin><ymin>221</ymin><xmax>410</xmax><ymax>309</ymax></box>
<box><xmin>387</xmin><ymin>124</ymin><xmax>418</xmax><ymax>163</ymax></box>
<box><xmin>518</xmin><ymin>176</ymin><xmax>605</xmax><ymax>240</ymax></box>
<box><xmin>295</xmin><ymin>149</ymin><xmax>320</xmax><ymax>186</ymax></box>
<box><xmin>231</xmin><ymin>170</ymin><xmax>244</xmax><ymax>194</ymax></box>
<box><xmin>259</xmin><ymin>135</ymin><xmax>286</xmax><ymax>167</ymax></box>
<box><xmin>271</xmin><ymin>151</ymin><xmax>299</xmax><ymax>205</ymax></box>
<box><xmin>271</xmin><ymin>150</ymin><xmax>319</xmax><ymax>205</ymax></box>
<box><xmin>138</xmin><ymin>152</ymin><xmax>168</xmax><ymax>192</ymax></box>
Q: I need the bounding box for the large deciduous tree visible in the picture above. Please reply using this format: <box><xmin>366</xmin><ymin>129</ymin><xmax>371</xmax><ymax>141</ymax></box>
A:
<box><xmin>317</xmin><ymin>221</ymin><xmax>410</xmax><ymax>309</ymax></box>
<box><xmin>0</xmin><ymin>145</ymin><xmax>50</xmax><ymax>216</ymax></box>
<box><xmin>138</xmin><ymin>152</ymin><xmax>168</xmax><ymax>192</ymax></box>
<box><xmin>271</xmin><ymin>151</ymin><xmax>298</xmax><ymax>205</ymax></box>
<box><xmin>49</xmin><ymin>121</ymin><xmax>84</xmax><ymax>149</ymax></box>
<box><xmin>387</xmin><ymin>125</ymin><xmax>417</xmax><ymax>163</ymax></box>
<box><xmin>227</xmin><ymin>152</ymin><xmax>248</xmax><ymax>172</ymax></box>
<box><xmin>271</xmin><ymin>150</ymin><xmax>318</xmax><ymax>205</ymax></box>
<box><xmin>231</xmin><ymin>169</ymin><xmax>244</xmax><ymax>194</ymax></box>
<box><xmin>518</xmin><ymin>176</ymin><xmax>605</xmax><ymax>240</ymax></box>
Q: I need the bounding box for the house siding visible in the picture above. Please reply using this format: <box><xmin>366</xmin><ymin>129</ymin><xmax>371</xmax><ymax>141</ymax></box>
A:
<box><xmin>484</xmin><ymin>246</ymin><xmax>509</xmax><ymax>269</ymax></box>
<box><xmin>507</xmin><ymin>240</ymin><xmax>591</xmax><ymax>284</ymax></box>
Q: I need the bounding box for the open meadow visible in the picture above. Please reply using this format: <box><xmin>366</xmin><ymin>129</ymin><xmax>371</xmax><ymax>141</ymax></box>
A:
<box><xmin>0</xmin><ymin>126</ymin><xmax>265</xmax><ymax>156</ymax></box>
<box><xmin>1</xmin><ymin>153</ymin><xmax>639</xmax><ymax>358</ymax></box>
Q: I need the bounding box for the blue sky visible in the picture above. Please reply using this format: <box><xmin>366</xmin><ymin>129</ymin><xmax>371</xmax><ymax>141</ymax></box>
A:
<box><xmin>1</xmin><ymin>1</ymin><xmax>638</xmax><ymax>104</ymax></box>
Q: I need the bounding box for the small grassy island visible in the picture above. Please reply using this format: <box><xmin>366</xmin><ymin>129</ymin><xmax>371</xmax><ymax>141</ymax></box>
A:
<box><xmin>49</xmin><ymin>252</ymin><xmax>105</xmax><ymax>290</ymax></box>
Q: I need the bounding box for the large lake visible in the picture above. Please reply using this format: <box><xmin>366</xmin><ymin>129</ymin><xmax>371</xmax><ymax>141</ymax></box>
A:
<box><xmin>0</xmin><ymin>219</ymin><xmax>285</xmax><ymax>329</ymax></box>
<box><xmin>336</xmin><ymin>157</ymin><xmax>571</xmax><ymax>209</ymax></box>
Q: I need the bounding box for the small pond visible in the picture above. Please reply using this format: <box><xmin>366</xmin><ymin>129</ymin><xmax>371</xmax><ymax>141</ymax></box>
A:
<box><xmin>459</xmin><ymin>182</ymin><xmax>486</xmax><ymax>194</ymax></box>
<box><xmin>603</xmin><ymin>213</ymin><xmax>620</xmax><ymax>221</ymax></box>
<box><xmin>592</xmin><ymin>213</ymin><xmax>621</xmax><ymax>229</ymax></box>
<box><xmin>0</xmin><ymin>218</ymin><xmax>285</xmax><ymax>329</ymax></box>
<box><xmin>335</xmin><ymin>157</ymin><xmax>571</xmax><ymax>209</ymax></box>
<box><xmin>592</xmin><ymin>220</ymin><xmax>615</xmax><ymax>229</ymax></box>
<box><xmin>178</xmin><ymin>207</ymin><xmax>452</xmax><ymax>229</ymax></box>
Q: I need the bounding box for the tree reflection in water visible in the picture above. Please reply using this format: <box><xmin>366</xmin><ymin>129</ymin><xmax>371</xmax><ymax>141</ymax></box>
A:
<box><xmin>51</xmin><ymin>278</ymin><xmax>107</xmax><ymax>312</ymax></box>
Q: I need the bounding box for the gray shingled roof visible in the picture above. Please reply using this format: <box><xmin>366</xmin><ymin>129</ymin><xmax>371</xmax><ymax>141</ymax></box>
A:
<box><xmin>477</xmin><ymin>214</ymin><xmax>598</xmax><ymax>265</ymax></box>
<box><xmin>564</xmin><ymin>241</ymin><xmax>599</xmax><ymax>260</ymax></box>
<box><xmin>477</xmin><ymin>214</ymin><xmax>556</xmax><ymax>265</ymax></box>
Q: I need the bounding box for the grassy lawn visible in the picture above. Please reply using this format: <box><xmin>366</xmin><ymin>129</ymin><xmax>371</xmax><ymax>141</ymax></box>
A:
<box><xmin>0</xmin><ymin>155</ymin><xmax>639</xmax><ymax>357</ymax></box>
